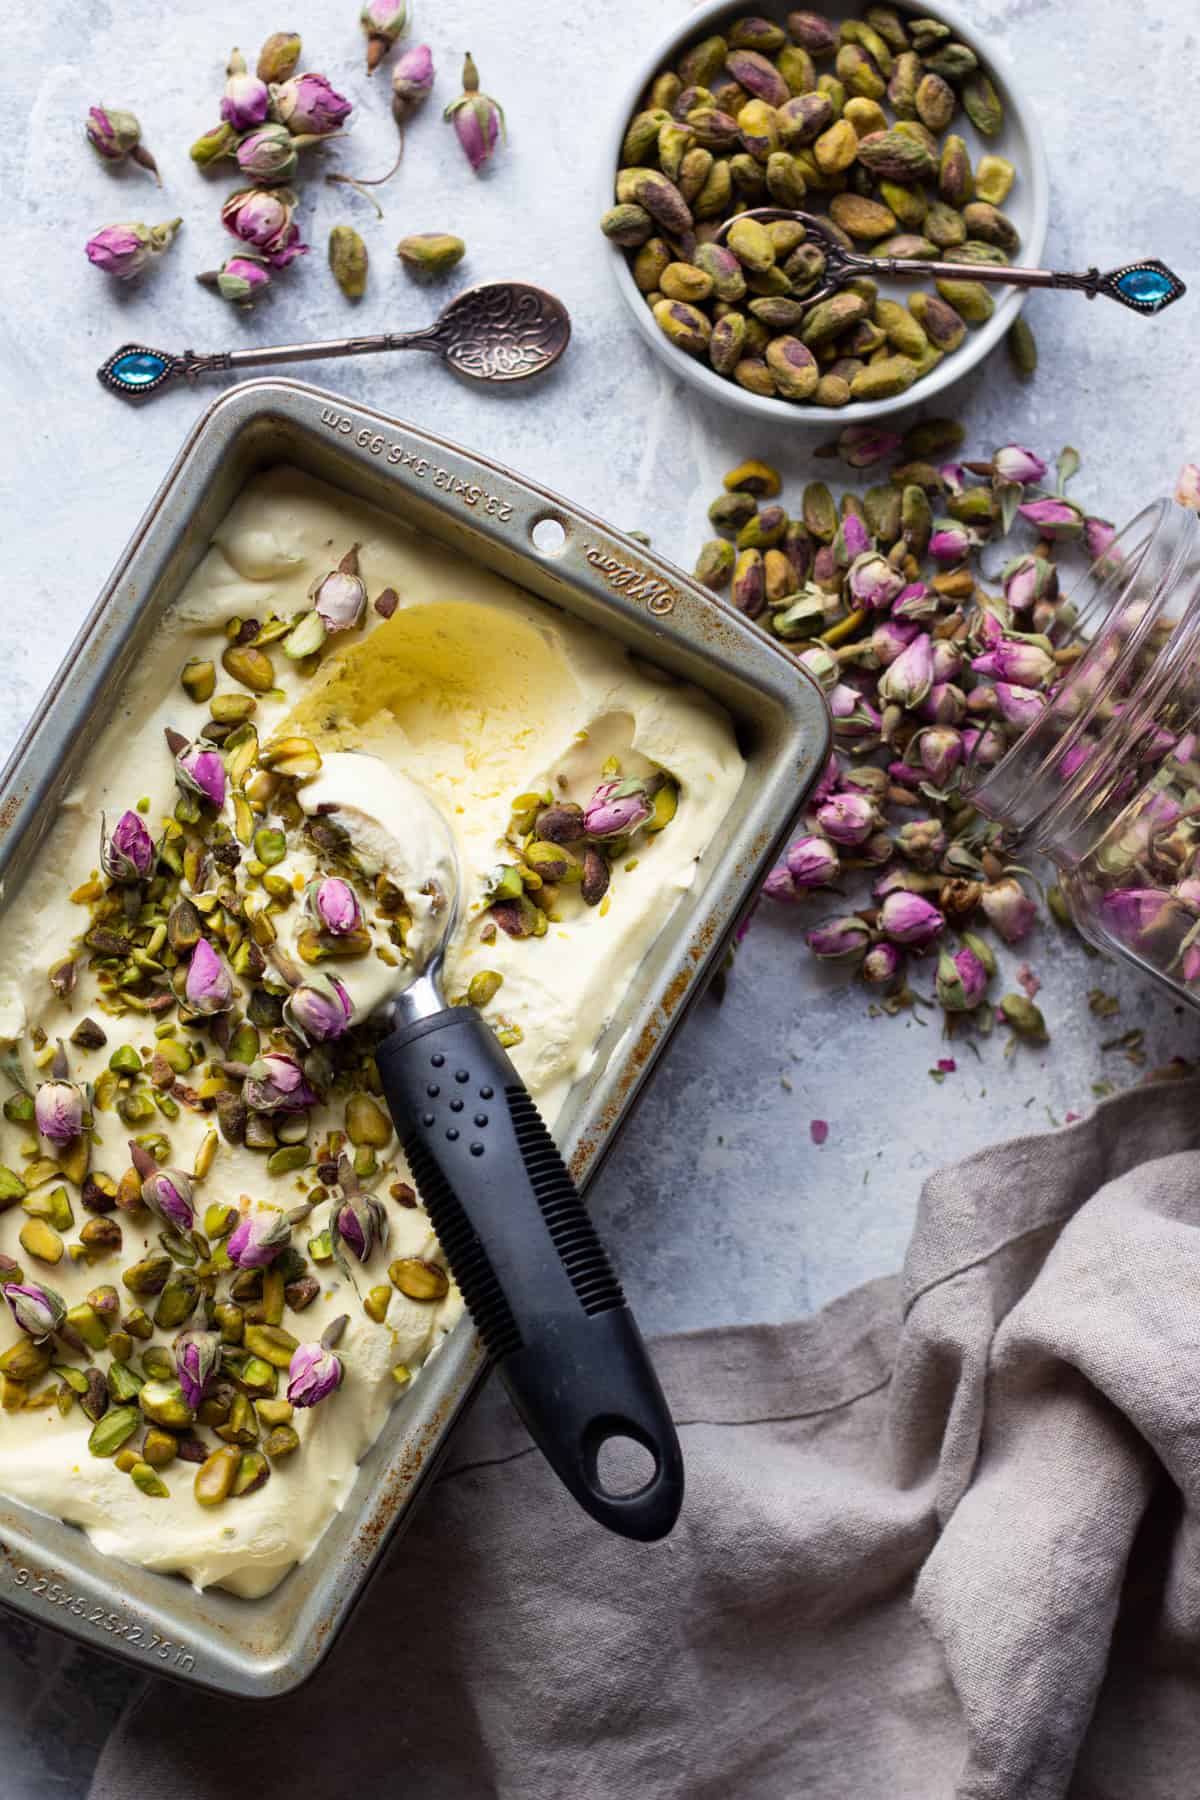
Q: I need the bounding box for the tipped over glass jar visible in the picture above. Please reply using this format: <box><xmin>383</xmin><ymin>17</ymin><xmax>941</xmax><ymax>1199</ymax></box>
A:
<box><xmin>966</xmin><ymin>497</ymin><xmax>1200</xmax><ymax>1005</ymax></box>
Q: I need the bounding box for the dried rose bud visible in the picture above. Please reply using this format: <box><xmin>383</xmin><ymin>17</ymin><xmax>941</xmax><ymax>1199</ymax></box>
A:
<box><xmin>140</xmin><ymin>1167</ymin><xmax>195</xmax><ymax>1234</ymax></box>
<box><xmin>916</xmin><ymin>726</ymin><xmax>962</xmax><ymax>786</ymax></box>
<box><xmin>236</xmin><ymin>121</ymin><xmax>303</xmax><ymax>183</ymax></box>
<box><xmin>1097</xmin><ymin>887</ymin><xmax>1177</xmax><ymax>948</ymax></box>
<box><xmin>928</xmin><ymin>521</ymin><xmax>975</xmax><ymax>563</ymax></box>
<box><xmin>273</xmin><ymin>72</ymin><xmax>353</xmax><ymax>135</ymax></box>
<box><xmin>284</xmin><ymin>975</ymin><xmax>354</xmax><ymax>1043</ymax></box>
<box><xmin>288</xmin><ymin>1339</ymin><xmax>344</xmax><ymax>1405</ymax></box>
<box><xmin>879</xmin><ymin>890</ymin><xmax>945</xmax><ymax>947</ymax></box>
<box><xmin>334</xmin><ymin>1191</ymin><xmax>389</xmax><ymax>1263</ymax></box>
<box><xmin>304</xmin><ymin>876</ymin><xmax>363</xmax><ymax>935</ymax></box>
<box><xmin>392</xmin><ymin>43</ymin><xmax>434</xmax><ymax>119</ymax></box>
<box><xmin>858</xmin><ymin>943</ymin><xmax>899</xmax><ymax>989</ymax></box>
<box><xmin>848</xmin><ymin>552</ymin><xmax>904</xmax><ymax>611</ymax></box>
<box><xmin>937</xmin><ymin>948</ymin><xmax>989</xmax><ymax>1013</ymax></box>
<box><xmin>815</xmin><ymin>792</ymin><xmax>876</xmax><ymax>848</ymax></box>
<box><xmin>785</xmin><ymin>835</ymin><xmax>840</xmax><ymax>887</ymax></box>
<box><xmin>992</xmin><ymin>445</ymin><xmax>1047</xmax><ymax>486</ymax></box>
<box><xmin>85</xmin><ymin>106</ymin><xmax>160</xmax><ymax>183</ymax></box>
<box><xmin>981</xmin><ymin>876</ymin><xmax>1037</xmax><ymax>944</ymax></box>
<box><xmin>994</xmin><ymin>682</ymin><xmax>1044</xmax><ymax>732</ymax></box>
<box><xmin>870</xmin><ymin>620</ymin><xmax>919</xmax><ymax>666</ymax></box>
<box><xmin>444</xmin><ymin>53</ymin><xmax>505</xmax><ymax>172</ymax></box>
<box><xmin>244</xmin><ymin>1053</ymin><xmax>318</xmax><ymax>1114</ymax></box>
<box><xmin>584</xmin><ymin>777</ymin><xmax>654</xmax><ymax>839</ymax></box>
<box><xmin>311</xmin><ymin>552</ymin><xmax>368</xmax><ymax>631</ymax></box>
<box><xmin>85</xmin><ymin>219</ymin><xmax>180</xmax><ymax>280</ymax></box>
<box><xmin>834</xmin><ymin>514</ymin><xmax>871</xmax><ymax>570</ymax></box>
<box><xmin>184</xmin><ymin>938</ymin><xmax>233</xmax><ymax>1014</ymax></box>
<box><xmin>878</xmin><ymin>633</ymin><xmax>934</xmax><ymax>708</ymax></box>
<box><xmin>361</xmin><ymin>0</ymin><xmax>408</xmax><ymax>71</ymax></box>
<box><xmin>100</xmin><ymin>809</ymin><xmax>155</xmax><ymax>883</ymax></box>
<box><xmin>1002</xmin><ymin>553</ymin><xmax>1057</xmax><ymax>612</ymax></box>
<box><xmin>35</xmin><ymin>1081</ymin><xmax>83</xmax><ymax>1144</ymax></box>
<box><xmin>3</xmin><ymin>1282</ymin><xmax>66</xmax><ymax>1341</ymax></box>
<box><xmin>1176</xmin><ymin>464</ymin><xmax>1200</xmax><ymax>512</ymax></box>
<box><xmin>175</xmin><ymin>1329</ymin><xmax>222</xmax><ymax>1411</ymax></box>
<box><xmin>895</xmin><ymin>819</ymin><xmax>946</xmax><ymax>871</ymax></box>
<box><xmin>221</xmin><ymin>49</ymin><xmax>271</xmax><ymax>130</ymax></box>
<box><xmin>894</xmin><ymin>584</ymin><xmax>938</xmax><ymax>622</ymax></box>
<box><xmin>227</xmin><ymin>1208</ymin><xmax>293</xmax><ymax>1269</ymax></box>
<box><xmin>805</xmin><ymin>916</ymin><xmax>872</xmax><ymax>960</ymax></box>
<box><xmin>258</xmin><ymin>32</ymin><xmax>303</xmax><ymax>84</ymax></box>
<box><xmin>919</xmin><ymin>684</ymin><xmax>967</xmax><ymax>726</ymax></box>
<box><xmin>221</xmin><ymin>186</ymin><xmax>307</xmax><ymax>268</ymax></box>
<box><xmin>971</xmin><ymin>637</ymin><xmax>1056</xmax><ymax>688</ymax></box>
<box><xmin>175</xmin><ymin>739</ymin><xmax>226</xmax><ymax>809</ymax></box>
<box><xmin>762</xmin><ymin>867</ymin><xmax>801</xmax><ymax>903</ymax></box>
<box><xmin>1083</xmin><ymin>517</ymin><xmax>1117</xmax><ymax>563</ymax></box>
<box><xmin>198</xmin><ymin>256</ymin><xmax>272</xmax><ymax>306</ymax></box>
<box><xmin>829</xmin><ymin>686</ymin><xmax>882</xmax><ymax>740</ymax></box>
<box><xmin>1017</xmin><ymin>497</ymin><xmax>1084</xmax><ymax>540</ymax></box>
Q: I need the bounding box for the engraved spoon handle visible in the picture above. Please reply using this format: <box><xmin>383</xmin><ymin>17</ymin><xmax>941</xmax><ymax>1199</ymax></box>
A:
<box><xmin>98</xmin><ymin>326</ymin><xmax>447</xmax><ymax>398</ymax></box>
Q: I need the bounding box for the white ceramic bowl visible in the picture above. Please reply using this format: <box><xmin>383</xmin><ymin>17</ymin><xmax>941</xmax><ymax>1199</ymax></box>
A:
<box><xmin>607</xmin><ymin>0</ymin><xmax>1049</xmax><ymax>426</ymax></box>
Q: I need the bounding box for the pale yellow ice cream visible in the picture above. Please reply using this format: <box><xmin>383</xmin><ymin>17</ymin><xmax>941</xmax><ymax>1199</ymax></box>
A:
<box><xmin>0</xmin><ymin>466</ymin><xmax>744</xmax><ymax>1596</ymax></box>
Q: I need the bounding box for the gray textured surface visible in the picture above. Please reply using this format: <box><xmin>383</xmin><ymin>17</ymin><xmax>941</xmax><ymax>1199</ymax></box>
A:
<box><xmin>0</xmin><ymin>0</ymin><xmax>1198</xmax><ymax>1791</ymax></box>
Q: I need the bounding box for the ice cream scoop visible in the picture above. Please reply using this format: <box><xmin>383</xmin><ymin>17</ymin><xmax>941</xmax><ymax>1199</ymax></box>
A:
<box><xmin>298</xmin><ymin>752</ymin><xmax>684</xmax><ymax>1541</ymax></box>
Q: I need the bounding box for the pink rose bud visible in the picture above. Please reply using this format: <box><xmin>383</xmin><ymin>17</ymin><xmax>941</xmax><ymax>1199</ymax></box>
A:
<box><xmin>816</xmin><ymin>791</ymin><xmax>876</xmax><ymax>847</ymax></box>
<box><xmin>175</xmin><ymin>1329</ymin><xmax>222</xmax><ymax>1412</ymax></box>
<box><xmin>200</xmin><ymin>256</ymin><xmax>272</xmax><ymax>305</ymax></box>
<box><xmin>917</xmin><ymin>726</ymin><xmax>962</xmax><ymax>786</ymax></box>
<box><xmin>936</xmin><ymin>947</ymin><xmax>988</xmax><ymax>1012</ymax></box>
<box><xmin>785</xmin><ymin>834</ymin><xmax>840</xmax><ymax>887</ymax></box>
<box><xmin>1002</xmin><ymin>553</ymin><xmax>1058</xmax><ymax>612</ymax></box>
<box><xmin>85</xmin><ymin>106</ymin><xmax>160</xmax><ymax>183</ymax></box>
<box><xmin>971</xmin><ymin>637</ymin><xmax>1056</xmax><ymax>687</ymax></box>
<box><xmin>1184</xmin><ymin>944</ymin><xmax>1200</xmax><ymax>983</ymax></box>
<box><xmin>973</xmin><ymin>724</ymin><xmax>1007</xmax><ymax>767</ymax></box>
<box><xmin>895</xmin><ymin>818</ymin><xmax>946</xmax><ymax>870</ymax></box>
<box><xmin>334</xmin><ymin>1192</ymin><xmax>389</xmax><ymax>1264</ymax></box>
<box><xmin>848</xmin><ymin>552</ymin><xmax>904</xmax><ymax>610</ymax></box>
<box><xmin>311</xmin><ymin>558</ymin><xmax>368</xmax><ymax>631</ymax></box>
<box><xmin>274</xmin><ymin>71</ymin><xmax>353</xmax><ymax>135</ymax></box>
<box><xmin>221</xmin><ymin>49</ymin><xmax>271</xmax><ymax>130</ymax></box>
<box><xmin>221</xmin><ymin>186</ymin><xmax>308</xmax><ymax>268</ymax></box>
<box><xmin>812</xmin><ymin>754</ymin><xmax>840</xmax><ymax>804</ymax></box>
<box><xmin>86</xmin><ymin>218</ymin><xmax>181</xmax><ymax>280</ymax></box>
<box><xmin>140</xmin><ymin>1167</ymin><xmax>195</xmax><ymax>1234</ymax></box>
<box><xmin>1174</xmin><ymin>877</ymin><xmax>1200</xmax><ymax>910</ymax></box>
<box><xmin>35</xmin><ymin>1081</ymin><xmax>83</xmax><ymax>1144</ymax></box>
<box><xmin>288</xmin><ymin>1340</ymin><xmax>344</xmax><ymax>1405</ymax></box>
<box><xmin>184</xmin><ymin>938</ymin><xmax>233</xmax><ymax>1014</ymax></box>
<box><xmin>939</xmin><ymin>463</ymin><xmax>967</xmax><ymax>495</ymax></box>
<box><xmin>3</xmin><ymin>1282</ymin><xmax>66</xmax><ymax>1341</ymax></box>
<box><xmin>966</xmin><ymin>684</ymin><xmax>997</xmax><ymax>716</ymax></box>
<box><xmin>917</xmin><ymin>683</ymin><xmax>966</xmax><ymax>725</ymax></box>
<box><xmin>994</xmin><ymin>682</ymin><xmax>1045</xmax><ymax>732</ymax></box>
<box><xmin>1017</xmin><ymin>497</ymin><xmax>1084</xmax><ymax>539</ymax></box>
<box><xmin>762</xmin><ymin>867</ymin><xmax>800</xmax><ymax>903</ymax></box>
<box><xmin>878</xmin><ymin>633</ymin><xmax>934</xmax><ymax>708</ymax></box>
<box><xmin>444</xmin><ymin>53</ymin><xmax>505</xmax><ymax>171</ymax></box>
<box><xmin>992</xmin><ymin>445</ymin><xmax>1048</xmax><ymax>486</ymax></box>
<box><xmin>928</xmin><ymin>522</ymin><xmax>974</xmax><ymax>563</ymax></box>
<box><xmin>283</xmin><ymin>975</ymin><xmax>354</xmax><ymax>1043</ymax></box>
<box><xmin>243</xmin><ymin>1053</ymin><xmax>318</xmax><ymax>1115</ymax></box>
<box><xmin>797</xmin><ymin>645</ymin><xmax>839</xmax><ymax>690</ymax></box>
<box><xmin>879</xmin><ymin>890</ymin><xmax>945</xmax><ymax>947</ymax></box>
<box><xmin>361</xmin><ymin>0</ymin><xmax>409</xmax><ymax>71</ymax></box>
<box><xmin>392</xmin><ymin>44</ymin><xmax>435</xmax><ymax>118</ymax></box>
<box><xmin>805</xmin><ymin>915</ymin><xmax>872</xmax><ymax>960</ymax></box>
<box><xmin>1083</xmin><ymin>517</ymin><xmax>1117</xmax><ymax>563</ymax></box>
<box><xmin>227</xmin><ymin>1208</ymin><xmax>293</xmax><ymax>1269</ymax></box>
<box><xmin>584</xmin><ymin>777</ymin><xmax>654</xmax><ymax>839</ymax></box>
<box><xmin>829</xmin><ymin>684</ymin><xmax>882</xmax><ymax>740</ymax></box>
<box><xmin>305</xmin><ymin>876</ymin><xmax>363</xmax><ymax>935</ymax></box>
<box><xmin>1097</xmin><ymin>887</ymin><xmax>1177</xmax><ymax>948</ymax></box>
<box><xmin>101</xmin><ymin>809</ymin><xmax>155</xmax><ymax>882</ymax></box>
<box><xmin>930</xmin><ymin>641</ymin><xmax>963</xmax><ymax>684</ymax></box>
<box><xmin>175</xmin><ymin>740</ymin><xmax>226</xmax><ymax>809</ymax></box>
<box><xmin>861</xmin><ymin>941</ymin><xmax>901</xmax><ymax>986</ymax></box>
<box><xmin>1175</xmin><ymin>464</ymin><xmax>1200</xmax><ymax>511</ymax></box>
<box><xmin>871</xmin><ymin>620</ymin><xmax>919</xmax><ymax>666</ymax></box>
<box><xmin>893</xmin><ymin>583</ymin><xmax>938</xmax><ymax>622</ymax></box>
<box><xmin>836</xmin><ymin>424</ymin><xmax>903</xmax><ymax>468</ymax></box>
<box><xmin>236</xmin><ymin>122</ymin><xmax>301</xmax><ymax>183</ymax></box>
<box><xmin>981</xmin><ymin>876</ymin><xmax>1037</xmax><ymax>944</ymax></box>
<box><xmin>834</xmin><ymin>513</ymin><xmax>871</xmax><ymax>568</ymax></box>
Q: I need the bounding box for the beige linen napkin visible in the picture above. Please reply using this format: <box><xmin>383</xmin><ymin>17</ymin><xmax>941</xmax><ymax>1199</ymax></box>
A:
<box><xmin>90</xmin><ymin>1077</ymin><xmax>1200</xmax><ymax>1800</ymax></box>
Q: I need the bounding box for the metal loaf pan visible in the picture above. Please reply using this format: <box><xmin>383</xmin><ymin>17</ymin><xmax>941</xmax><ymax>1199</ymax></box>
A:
<box><xmin>0</xmin><ymin>380</ymin><xmax>829</xmax><ymax>1696</ymax></box>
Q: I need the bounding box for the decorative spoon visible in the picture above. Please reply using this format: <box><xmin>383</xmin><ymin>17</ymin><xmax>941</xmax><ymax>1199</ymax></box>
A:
<box><xmin>304</xmin><ymin>752</ymin><xmax>684</xmax><ymax>1542</ymax></box>
<box><xmin>97</xmin><ymin>280</ymin><xmax>572</xmax><ymax>400</ymax></box>
<box><xmin>714</xmin><ymin>209</ymin><xmax>1186</xmax><ymax>317</ymax></box>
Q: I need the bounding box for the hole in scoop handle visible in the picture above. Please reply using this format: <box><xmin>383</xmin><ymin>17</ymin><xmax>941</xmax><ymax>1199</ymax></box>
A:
<box><xmin>375</xmin><ymin>1005</ymin><xmax>684</xmax><ymax>1541</ymax></box>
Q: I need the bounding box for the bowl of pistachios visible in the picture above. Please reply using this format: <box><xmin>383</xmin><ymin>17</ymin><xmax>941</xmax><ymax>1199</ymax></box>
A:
<box><xmin>602</xmin><ymin>0</ymin><xmax>1049</xmax><ymax>423</ymax></box>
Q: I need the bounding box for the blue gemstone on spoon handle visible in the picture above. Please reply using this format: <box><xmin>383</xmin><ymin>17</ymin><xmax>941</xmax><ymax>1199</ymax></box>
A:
<box><xmin>110</xmin><ymin>351</ymin><xmax>169</xmax><ymax>388</ymax></box>
<box><xmin>1115</xmin><ymin>267</ymin><xmax>1180</xmax><ymax>309</ymax></box>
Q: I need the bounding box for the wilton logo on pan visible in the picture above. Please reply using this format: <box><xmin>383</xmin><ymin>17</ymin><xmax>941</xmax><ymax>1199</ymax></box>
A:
<box><xmin>583</xmin><ymin>546</ymin><xmax>676</xmax><ymax>615</ymax></box>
